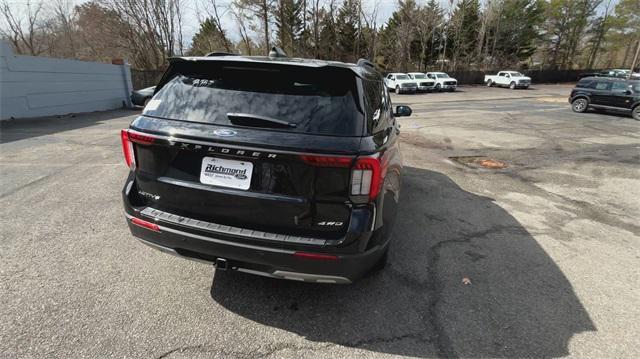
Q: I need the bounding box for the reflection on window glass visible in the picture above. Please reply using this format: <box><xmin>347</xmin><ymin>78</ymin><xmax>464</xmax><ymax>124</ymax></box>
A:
<box><xmin>611</xmin><ymin>82</ymin><xmax>628</xmax><ymax>91</ymax></box>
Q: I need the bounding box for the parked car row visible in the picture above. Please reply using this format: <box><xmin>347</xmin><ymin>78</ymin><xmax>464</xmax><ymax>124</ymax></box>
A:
<box><xmin>384</xmin><ymin>70</ymin><xmax>534</xmax><ymax>95</ymax></box>
<box><xmin>578</xmin><ymin>69</ymin><xmax>640</xmax><ymax>80</ymax></box>
<box><xmin>384</xmin><ymin>72</ymin><xmax>458</xmax><ymax>94</ymax></box>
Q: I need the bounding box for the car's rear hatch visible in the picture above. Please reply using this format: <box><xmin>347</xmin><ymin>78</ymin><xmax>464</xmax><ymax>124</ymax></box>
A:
<box><xmin>126</xmin><ymin>59</ymin><xmax>367</xmax><ymax>240</ymax></box>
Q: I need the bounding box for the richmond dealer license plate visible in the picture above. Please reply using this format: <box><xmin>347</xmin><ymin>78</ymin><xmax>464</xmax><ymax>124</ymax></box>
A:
<box><xmin>200</xmin><ymin>157</ymin><xmax>253</xmax><ymax>190</ymax></box>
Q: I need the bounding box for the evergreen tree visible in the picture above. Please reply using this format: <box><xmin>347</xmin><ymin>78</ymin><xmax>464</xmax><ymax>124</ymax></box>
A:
<box><xmin>484</xmin><ymin>0</ymin><xmax>545</xmax><ymax>68</ymax></box>
<box><xmin>189</xmin><ymin>17</ymin><xmax>232</xmax><ymax>55</ymax></box>
<box><xmin>275</xmin><ymin>0</ymin><xmax>304</xmax><ymax>56</ymax></box>
<box><xmin>335</xmin><ymin>0</ymin><xmax>360</xmax><ymax>62</ymax></box>
<box><xmin>448</xmin><ymin>0</ymin><xmax>480</xmax><ymax>69</ymax></box>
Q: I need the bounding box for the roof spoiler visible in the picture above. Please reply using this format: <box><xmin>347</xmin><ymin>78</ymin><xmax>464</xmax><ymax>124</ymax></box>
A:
<box><xmin>356</xmin><ymin>58</ymin><xmax>375</xmax><ymax>69</ymax></box>
<box><xmin>206</xmin><ymin>51</ymin><xmax>238</xmax><ymax>57</ymax></box>
<box><xmin>269</xmin><ymin>47</ymin><xmax>288</xmax><ymax>58</ymax></box>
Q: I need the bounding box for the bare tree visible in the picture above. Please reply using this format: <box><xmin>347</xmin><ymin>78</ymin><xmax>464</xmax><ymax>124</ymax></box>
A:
<box><xmin>98</xmin><ymin>0</ymin><xmax>186</xmax><ymax>69</ymax></box>
<box><xmin>234</xmin><ymin>0</ymin><xmax>274</xmax><ymax>51</ymax></box>
<box><xmin>0</xmin><ymin>0</ymin><xmax>46</xmax><ymax>55</ymax></box>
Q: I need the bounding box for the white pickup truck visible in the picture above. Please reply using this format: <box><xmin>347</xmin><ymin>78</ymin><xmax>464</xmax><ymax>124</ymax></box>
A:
<box><xmin>407</xmin><ymin>72</ymin><xmax>436</xmax><ymax>92</ymax></box>
<box><xmin>426</xmin><ymin>72</ymin><xmax>458</xmax><ymax>91</ymax></box>
<box><xmin>384</xmin><ymin>73</ymin><xmax>418</xmax><ymax>94</ymax></box>
<box><xmin>484</xmin><ymin>71</ymin><xmax>531</xmax><ymax>89</ymax></box>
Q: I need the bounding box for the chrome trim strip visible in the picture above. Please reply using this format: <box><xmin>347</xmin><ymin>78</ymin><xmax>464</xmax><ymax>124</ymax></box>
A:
<box><xmin>234</xmin><ymin>268</ymin><xmax>350</xmax><ymax>283</ymax></box>
<box><xmin>138</xmin><ymin>207</ymin><xmax>326</xmax><ymax>246</ymax></box>
<box><xmin>125</xmin><ymin>213</ymin><xmax>296</xmax><ymax>254</ymax></box>
<box><xmin>370</xmin><ymin>205</ymin><xmax>377</xmax><ymax>232</ymax></box>
<box><xmin>235</xmin><ymin>267</ymin><xmax>280</xmax><ymax>279</ymax></box>
<box><xmin>273</xmin><ymin>270</ymin><xmax>351</xmax><ymax>284</ymax></box>
<box><xmin>589</xmin><ymin>104</ymin><xmax>631</xmax><ymax>112</ymax></box>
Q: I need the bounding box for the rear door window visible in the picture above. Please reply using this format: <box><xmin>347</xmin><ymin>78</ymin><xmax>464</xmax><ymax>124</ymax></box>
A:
<box><xmin>592</xmin><ymin>81</ymin><xmax>612</xmax><ymax>91</ymax></box>
<box><xmin>611</xmin><ymin>82</ymin><xmax>628</xmax><ymax>92</ymax></box>
<box><xmin>146</xmin><ymin>62</ymin><xmax>364</xmax><ymax>136</ymax></box>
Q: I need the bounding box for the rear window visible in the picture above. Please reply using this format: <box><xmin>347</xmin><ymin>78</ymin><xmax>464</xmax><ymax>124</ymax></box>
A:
<box><xmin>145</xmin><ymin>61</ymin><xmax>364</xmax><ymax>136</ymax></box>
<box><xmin>576</xmin><ymin>79</ymin><xmax>592</xmax><ymax>88</ymax></box>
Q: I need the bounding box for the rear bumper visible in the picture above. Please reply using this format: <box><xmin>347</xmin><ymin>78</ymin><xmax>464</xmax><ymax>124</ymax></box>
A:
<box><xmin>122</xmin><ymin>179</ymin><xmax>386</xmax><ymax>283</ymax></box>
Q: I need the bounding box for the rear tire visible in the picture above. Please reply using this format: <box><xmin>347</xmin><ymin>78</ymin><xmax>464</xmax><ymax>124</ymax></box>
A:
<box><xmin>395</xmin><ymin>85</ymin><xmax>400</xmax><ymax>94</ymax></box>
<box><xmin>486</xmin><ymin>80</ymin><xmax>493</xmax><ymax>87</ymax></box>
<box><xmin>632</xmin><ymin>106</ymin><xmax>640</xmax><ymax>121</ymax></box>
<box><xmin>572</xmin><ymin>98</ymin><xmax>588</xmax><ymax>113</ymax></box>
<box><xmin>509</xmin><ymin>82</ymin><xmax>516</xmax><ymax>90</ymax></box>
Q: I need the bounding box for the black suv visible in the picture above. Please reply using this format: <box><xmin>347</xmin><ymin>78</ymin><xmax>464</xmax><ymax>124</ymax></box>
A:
<box><xmin>121</xmin><ymin>54</ymin><xmax>412</xmax><ymax>283</ymax></box>
<box><xmin>569</xmin><ymin>77</ymin><xmax>640</xmax><ymax>120</ymax></box>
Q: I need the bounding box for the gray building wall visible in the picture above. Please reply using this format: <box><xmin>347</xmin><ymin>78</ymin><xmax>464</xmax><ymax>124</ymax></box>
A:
<box><xmin>0</xmin><ymin>41</ymin><xmax>132</xmax><ymax>120</ymax></box>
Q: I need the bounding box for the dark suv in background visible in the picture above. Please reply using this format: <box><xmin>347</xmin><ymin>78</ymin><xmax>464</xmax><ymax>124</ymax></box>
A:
<box><xmin>121</xmin><ymin>53</ymin><xmax>412</xmax><ymax>283</ymax></box>
<box><xmin>569</xmin><ymin>77</ymin><xmax>640</xmax><ymax>120</ymax></box>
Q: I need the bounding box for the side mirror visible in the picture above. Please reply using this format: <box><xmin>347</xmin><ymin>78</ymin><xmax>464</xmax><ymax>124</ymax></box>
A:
<box><xmin>624</xmin><ymin>89</ymin><xmax>633</xmax><ymax>95</ymax></box>
<box><xmin>394</xmin><ymin>105</ymin><xmax>412</xmax><ymax>117</ymax></box>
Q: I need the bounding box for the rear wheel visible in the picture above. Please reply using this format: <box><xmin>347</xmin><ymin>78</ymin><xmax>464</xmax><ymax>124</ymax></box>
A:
<box><xmin>572</xmin><ymin>98</ymin><xmax>588</xmax><ymax>113</ymax></box>
<box><xmin>632</xmin><ymin>106</ymin><xmax>640</xmax><ymax>121</ymax></box>
<box><xmin>486</xmin><ymin>80</ymin><xmax>493</xmax><ymax>87</ymax></box>
<box><xmin>509</xmin><ymin>82</ymin><xmax>516</xmax><ymax>90</ymax></box>
<box><xmin>395</xmin><ymin>85</ymin><xmax>401</xmax><ymax>94</ymax></box>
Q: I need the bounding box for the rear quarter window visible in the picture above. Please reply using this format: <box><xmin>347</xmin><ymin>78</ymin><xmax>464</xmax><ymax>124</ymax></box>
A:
<box><xmin>145</xmin><ymin>62</ymin><xmax>364</xmax><ymax>137</ymax></box>
<box><xmin>576</xmin><ymin>79</ymin><xmax>592</xmax><ymax>88</ymax></box>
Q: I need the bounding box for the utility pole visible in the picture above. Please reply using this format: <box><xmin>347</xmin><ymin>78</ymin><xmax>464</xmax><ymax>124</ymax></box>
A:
<box><xmin>630</xmin><ymin>38</ymin><xmax>640</xmax><ymax>79</ymax></box>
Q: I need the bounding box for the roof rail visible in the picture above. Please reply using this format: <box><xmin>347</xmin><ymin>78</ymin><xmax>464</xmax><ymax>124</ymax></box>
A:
<box><xmin>206</xmin><ymin>52</ymin><xmax>238</xmax><ymax>57</ymax></box>
<box><xmin>357</xmin><ymin>58</ymin><xmax>375</xmax><ymax>69</ymax></box>
<box><xmin>269</xmin><ymin>47</ymin><xmax>288</xmax><ymax>58</ymax></box>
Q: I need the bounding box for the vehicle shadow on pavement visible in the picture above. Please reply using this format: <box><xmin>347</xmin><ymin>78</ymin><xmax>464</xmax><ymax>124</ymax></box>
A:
<box><xmin>210</xmin><ymin>167</ymin><xmax>595</xmax><ymax>357</ymax></box>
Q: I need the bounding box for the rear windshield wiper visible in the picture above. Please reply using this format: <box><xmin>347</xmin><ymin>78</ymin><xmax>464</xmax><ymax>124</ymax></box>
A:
<box><xmin>227</xmin><ymin>113</ymin><xmax>297</xmax><ymax>128</ymax></box>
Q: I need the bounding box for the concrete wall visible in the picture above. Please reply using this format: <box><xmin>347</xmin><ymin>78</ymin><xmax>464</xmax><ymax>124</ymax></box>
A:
<box><xmin>0</xmin><ymin>41</ymin><xmax>132</xmax><ymax>120</ymax></box>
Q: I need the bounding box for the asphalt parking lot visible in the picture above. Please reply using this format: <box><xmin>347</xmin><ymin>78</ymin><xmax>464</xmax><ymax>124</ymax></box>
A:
<box><xmin>1</xmin><ymin>84</ymin><xmax>639</xmax><ymax>358</ymax></box>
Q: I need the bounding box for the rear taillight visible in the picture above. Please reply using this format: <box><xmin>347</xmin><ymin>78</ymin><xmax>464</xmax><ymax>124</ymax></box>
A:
<box><xmin>351</xmin><ymin>156</ymin><xmax>383</xmax><ymax>201</ymax></box>
<box><xmin>299</xmin><ymin>154</ymin><xmax>385</xmax><ymax>202</ymax></box>
<box><xmin>299</xmin><ymin>155</ymin><xmax>353</xmax><ymax>167</ymax></box>
<box><xmin>121</xmin><ymin>129</ymin><xmax>136</xmax><ymax>169</ymax></box>
<box><xmin>121</xmin><ymin>129</ymin><xmax>156</xmax><ymax>169</ymax></box>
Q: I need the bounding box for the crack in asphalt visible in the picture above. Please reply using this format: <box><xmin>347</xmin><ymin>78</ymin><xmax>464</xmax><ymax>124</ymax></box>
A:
<box><xmin>155</xmin><ymin>342</ymin><xmax>337</xmax><ymax>359</ymax></box>
<box><xmin>384</xmin><ymin>225</ymin><xmax>527</xmax><ymax>358</ymax></box>
<box><xmin>426</xmin><ymin>226</ymin><xmax>527</xmax><ymax>358</ymax></box>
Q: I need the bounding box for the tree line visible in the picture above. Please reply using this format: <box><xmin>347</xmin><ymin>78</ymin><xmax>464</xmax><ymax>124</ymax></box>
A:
<box><xmin>1</xmin><ymin>0</ymin><xmax>638</xmax><ymax>72</ymax></box>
